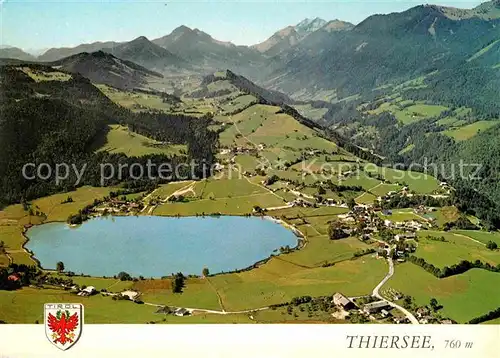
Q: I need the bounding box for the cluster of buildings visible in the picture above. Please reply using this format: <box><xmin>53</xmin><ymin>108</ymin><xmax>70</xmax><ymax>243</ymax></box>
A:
<box><xmin>95</xmin><ymin>199</ymin><xmax>143</xmax><ymax>215</ymax></box>
<box><xmin>155</xmin><ymin>306</ymin><xmax>190</xmax><ymax>317</ymax></box>
<box><xmin>77</xmin><ymin>286</ymin><xmax>97</xmax><ymax>297</ymax></box>
<box><xmin>331</xmin><ymin>293</ymin><xmax>409</xmax><ymax>324</ymax></box>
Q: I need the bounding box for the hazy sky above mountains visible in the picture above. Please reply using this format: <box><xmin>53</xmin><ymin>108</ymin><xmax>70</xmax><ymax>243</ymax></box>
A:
<box><xmin>1</xmin><ymin>0</ymin><xmax>484</xmax><ymax>52</ymax></box>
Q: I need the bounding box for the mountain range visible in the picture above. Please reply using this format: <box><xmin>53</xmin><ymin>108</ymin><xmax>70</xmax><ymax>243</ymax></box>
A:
<box><xmin>2</xmin><ymin>2</ymin><xmax>498</xmax><ymax>91</ymax></box>
<box><xmin>2</xmin><ymin>1</ymin><xmax>500</xmax><ymax>215</ymax></box>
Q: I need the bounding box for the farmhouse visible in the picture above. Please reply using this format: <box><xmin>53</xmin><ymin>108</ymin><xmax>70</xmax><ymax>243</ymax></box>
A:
<box><xmin>78</xmin><ymin>286</ymin><xmax>97</xmax><ymax>297</ymax></box>
<box><xmin>363</xmin><ymin>301</ymin><xmax>391</xmax><ymax>314</ymax></box>
<box><xmin>395</xmin><ymin>233</ymin><xmax>416</xmax><ymax>241</ymax></box>
<box><xmin>332</xmin><ymin>293</ymin><xmax>357</xmax><ymax>310</ymax></box>
<box><xmin>155</xmin><ymin>306</ymin><xmax>171</xmax><ymax>314</ymax></box>
<box><xmin>173</xmin><ymin>308</ymin><xmax>190</xmax><ymax>317</ymax></box>
<box><xmin>7</xmin><ymin>273</ymin><xmax>21</xmax><ymax>282</ymax></box>
<box><xmin>381</xmin><ymin>309</ymin><xmax>391</xmax><ymax>318</ymax></box>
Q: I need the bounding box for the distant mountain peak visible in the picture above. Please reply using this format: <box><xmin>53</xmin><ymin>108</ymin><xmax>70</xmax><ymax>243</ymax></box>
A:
<box><xmin>0</xmin><ymin>47</ymin><xmax>37</xmax><ymax>61</ymax></box>
<box><xmin>277</xmin><ymin>26</ymin><xmax>297</xmax><ymax>37</ymax></box>
<box><xmin>421</xmin><ymin>1</ymin><xmax>500</xmax><ymax>20</ymax></box>
<box><xmin>253</xmin><ymin>17</ymin><xmax>336</xmax><ymax>55</ymax></box>
<box><xmin>322</xmin><ymin>19</ymin><xmax>355</xmax><ymax>32</ymax></box>
<box><xmin>174</xmin><ymin>25</ymin><xmax>192</xmax><ymax>32</ymax></box>
<box><xmin>132</xmin><ymin>36</ymin><xmax>150</xmax><ymax>42</ymax></box>
<box><xmin>295</xmin><ymin>17</ymin><xmax>327</xmax><ymax>34</ymax></box>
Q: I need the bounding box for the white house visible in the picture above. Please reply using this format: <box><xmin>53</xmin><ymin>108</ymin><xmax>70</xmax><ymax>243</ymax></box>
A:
<box><xmin>77</xmin><ymin>286</ymin><xmax>96</xmax><ymax>296</ymax></box>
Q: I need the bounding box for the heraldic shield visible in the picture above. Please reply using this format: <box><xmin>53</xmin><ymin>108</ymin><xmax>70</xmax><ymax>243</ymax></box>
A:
<box><xmin>44</xmin><ymin>303</ymin><xmax>83</xmax><ymax>350</ymax></box>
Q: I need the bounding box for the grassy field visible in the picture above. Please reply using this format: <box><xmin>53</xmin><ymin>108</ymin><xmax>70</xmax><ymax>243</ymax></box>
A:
<box><xmin>355</xmin><ymin>192</ymin><xmax>378</xmax><ymax>204</ymax></box>
<box><xmin>221</xmin><ymin>94</ymin><xmax>257</xmax><ymax>113</ymax></box>
<box><xmin>18</xmin><ymin>66</ymin><xmax>72</xmax><ymax>82</ymax></box>
<box><xmin>54</xmin><ymin>275</ymin><xmax>135</xmax><ymax>292</ymax></box>
<box><xmin>453</xmin><ymin>230</ymin><xmax>500</xmax><ymax>246</ymax></box>
<box><xmin>153</xmin><ymin>177</ymin><xmax>286</xmax><ymax>216</ymax></box>
<box><xmin>151</xmin><ymin>181</ymin><xmax>195</xmax><ymax>200</ymax></box>
<box><xmin>0</xmin><ymin>186</ymin><xmax>116</xmax><ymax>266</ymax></box>
<box><xmin>133</xmin><ymin>278</ymin><xmax>222</xmax><ymax>311</ymax></box>
<box><xmin>210</xmin><ymin>255</ymin><xmax>387</xmax><ymax>311</ymax></box>
<box><xmin>252</xmin><ymin>304</ymin><xmax>342</xmax><ymax>323</ymax></box>
<box><xmin>154</xmin><ymin>193</ymin><xmax>284</xmax><ymax>216</ymax></box>
<box><xmin>339</xmin><ymin>171</ymin><xmax>381</xmax><ymax>191</ymax></box>
<box><xmin>0</xmin><ymin>286</ymin><xmax>256</xmax><ymax>324</ymax></box>
<box><xmin>96</xmin><ymin>125</ymin><xmax>186</xmax><ymax>157</ymax></box>
<box><xmin>415</xmin><ymin>231</ymin><xmax>500</xmax><ymax>267</ymax></box>
<box><xmin>482</xmin><ymin>317</ymin><xmax>500</xmax><ymax>324</ymax></box>
<box><xmin>194</xmin><ymin>178</ymin><xmax>269</xmax><ymax>199</ymax></box>
<box><xmin>431</xmin><ymin>206</ymin><xmax>460</xmax><ymax>226</ymax></box>
<box><xmin>367</xmin><ymin>99</ymin><xmax>448</xmax><ymax>125</ymax></box>
<box><xmin>220</xmin><ymin>104</ymin><xmax>338</xmax><ymax>154</ymax></box>
<box><xmin>394</xmin><ymin>104</ymin><xmax>448</xmax><ymax>125</ymax></box>
<box><xmin>0</xmin><ymin>286</ymin><xmax>253</xmax><ymax>324</ymax></box>
<box><xmin>283</xmin><ymin>236</ymin><xmax>376</xmax><ymax>267</ymax></box>
<box><xmin>370</xmin><ymin>183</ymin><xmax>401</xmax><ymax>197</ymax></box>
<box><xmin>96</xmin><ymin>84</ymin><xmax>212</xmax><ymax>116</ymax></box>
<box><xmin>378</xmin><ymin>209</ymin><xmax>427</xmax><ymax>223</ymax></box>
<box><xmin>468</xmin><ymin>39</ymin><xmax>500</xmax><ymax>62</ymax></box>
<box><xmin>363</xmin><ymin>165</ymin><xmax>440</xmax><ymax>194</ymax></box>
<box><xmin>383</xmin><ymin>264</ymin><xmax>500</xmax><ymax>323</ymax></box>
<box><xmin>443</xmin><ymin>121</ymin><xmax>500</xmax><ymax>141</ymax></box>
<box><xmin>0</xmin><ymin>287</ymin><xmax>161</xmax><ymax>324</ymax></box>
<box><xmin>33</xmin><ymin>186</ymin><xmax>114</xmax><ymax>222</ymax></box>
<box><xmin>293</xmin><ymin>104</ymin><xmax>329</xmax><ymax>121</ymax></box>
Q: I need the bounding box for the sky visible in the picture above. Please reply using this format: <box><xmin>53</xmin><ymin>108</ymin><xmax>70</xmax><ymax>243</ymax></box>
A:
<box><xmin>0</xmin><ymin>0</ymin><xmax>485</xmax><ymax>53</ymax></box>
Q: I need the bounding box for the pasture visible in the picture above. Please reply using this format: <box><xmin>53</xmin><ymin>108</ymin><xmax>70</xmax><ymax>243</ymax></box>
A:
<box><xmin>96</xmin><ymin>125</ymin><xmax>186</xmax><ymax>157</ymax></box>
<box><xmin>209</xmin><ymin>255</ymin><xmax>387</xmax><ymax>312</ymax></box>
<box><xmin>415</xmin><ymin>231</ymin><xmax>500</xmax><ymax>268</ymax></box>
<box><xmin>453</xmin><ymin>230</ymin><xmax>500</xmax><ymax>246</ymax></box>
<box><xmin>443</xmin><ymin>121</ymin><xmax>499</xmax><ymax>141</ymax></box>
<box><xmin>18</xmin><ymin>67</ymin><xmax>71</xmax><ymax>82</ymax></box>
<box><xmin>133</xmin><ymin>278</ymin><xmax>222</xmax><ymax>311</ymax></box>
<box><xmin>0</xmin><ymin>186</ymin><xmax>116</xmax><ymax>266</ymax></box>
<box><xmin>0</xmin><ymin>287</ymin><xmax>161</xmax><ymax>324</ymax></box>
<box><xmin>363</xmin><ymin>165</ymin><xmax>440</xmax><ymax>194</ymax></box>
<box><xmin>383</xmin><ymin>264</ymin><xmax>500</xmax><ymax>323</ymax></box>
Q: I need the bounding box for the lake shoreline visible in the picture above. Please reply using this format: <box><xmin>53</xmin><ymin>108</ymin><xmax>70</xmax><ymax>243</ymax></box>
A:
<box><xmin>23</xmin><ymin>214</ymin><xmax>304</xmax><ymax>278</ymax></box>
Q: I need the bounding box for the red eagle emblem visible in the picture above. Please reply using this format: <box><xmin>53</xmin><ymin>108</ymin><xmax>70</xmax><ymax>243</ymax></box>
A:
<box><xmin>47</xmin><ymin>310</ymin><xmax>79</xmax><ymax>346</ymax></box>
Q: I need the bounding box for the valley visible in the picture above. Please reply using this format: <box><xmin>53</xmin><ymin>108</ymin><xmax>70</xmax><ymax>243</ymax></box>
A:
<box><xmin>1</xmin><ymin>1</ymin><xmax>500</xmax><ymax>326</ymax></box>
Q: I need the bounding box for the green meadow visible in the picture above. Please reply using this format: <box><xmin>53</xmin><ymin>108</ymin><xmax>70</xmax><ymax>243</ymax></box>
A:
<box><xmin>383</xmin><ymin>264</ymin><xmax>500</xmax><ymax>323</ymax></box>
<box><xmin>415</xmin><ymin>231</ymin><xmax>500</xmax><ymax>268</ymax></box>
<box><xmin>443</xmin><ymin>121</ymin><xmax>500</xmax><ymax>141</ymax></box>
<box><xmin>96</xmin><ymin>125</ymin><xmax>186</xmax><ymax>157</ymax></box>
<box><xmin>209</xmin><ymin>256</ymin><xmax>387</xmax><ymax>312</ymax></box>
<box><xmin>453</xmin><ymin>230</ymin><xmax>500</xmax><ymax>246</ymax></box>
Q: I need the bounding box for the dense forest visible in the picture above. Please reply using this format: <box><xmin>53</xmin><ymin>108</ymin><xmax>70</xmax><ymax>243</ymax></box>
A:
<box><xmin>0</xmin><ymin>65</ymin><xmax>218</xmax><ymax>207</ymax></box>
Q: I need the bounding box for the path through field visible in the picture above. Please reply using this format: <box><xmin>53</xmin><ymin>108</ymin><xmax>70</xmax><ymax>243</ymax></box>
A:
<box><xmin>372</xmin><ymin>258</ymin><xmax>419</xmax><ymax>324</ymax></box>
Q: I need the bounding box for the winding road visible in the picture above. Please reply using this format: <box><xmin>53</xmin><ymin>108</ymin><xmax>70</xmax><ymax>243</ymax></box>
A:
<box><xmin>372</xmin><ymin>258</ymin><xmax>419</xmax><ymax>324</ymax></box>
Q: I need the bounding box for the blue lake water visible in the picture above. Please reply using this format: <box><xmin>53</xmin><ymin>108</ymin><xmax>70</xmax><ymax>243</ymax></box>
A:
<box><xmin>25</xmin><ymin>216</ymin><xmax>298</xmax><ymax>277</ymax></box>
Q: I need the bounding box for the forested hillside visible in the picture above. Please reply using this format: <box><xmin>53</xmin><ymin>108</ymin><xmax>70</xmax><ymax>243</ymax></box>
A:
<box><xmin>0</xmin><ymin>65</ymin><xmax>218</xmax><ymax>207</ymax></box>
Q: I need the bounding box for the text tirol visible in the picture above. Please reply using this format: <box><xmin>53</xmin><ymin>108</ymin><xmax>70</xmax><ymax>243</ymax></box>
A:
<box><xmin>347</xmin><ymin>335</ymin><xmax>434</xmax><ymax>349</ymax></box>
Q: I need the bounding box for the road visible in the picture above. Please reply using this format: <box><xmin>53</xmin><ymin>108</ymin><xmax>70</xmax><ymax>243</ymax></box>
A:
<box><xmin>143</xmin><ymin>302</ymin><xmax>269</xmax><ymax>315</ymax></box>
<box><xmin>372</xmin><ymin>258</ymin><xmax>420</xmax><ymax>324</ymax></box>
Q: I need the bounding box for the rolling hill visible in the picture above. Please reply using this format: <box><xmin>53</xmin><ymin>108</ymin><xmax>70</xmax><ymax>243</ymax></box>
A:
<box><xmin>101</xmin><ymin>36</ymin><xmax>188</xmax><ymax>73</ymax></box>
<box><xmin>0</xmin><ymin>47</ymin><xmax>36</xmax><ymax>61</ymax></box>
<box><xmin>152</xmin><ymin>25</ymin><xmax>266</xmax><ymax>75</ymax></box>
<box><xmin>48</xmin><ymin>50</ymin><xmax>164</xmax><ymax>90</ymax></box>
<box><xmin>38</xmin><ymin>41</ymin><xmax>121</xmax><ymax>62</ymax></box>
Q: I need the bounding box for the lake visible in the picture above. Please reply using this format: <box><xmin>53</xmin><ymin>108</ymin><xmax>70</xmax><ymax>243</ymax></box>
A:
<box><xmin>25</xmin><ymin>216</ymin><xmax>298</xmax><ymax>277</ymax></box>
